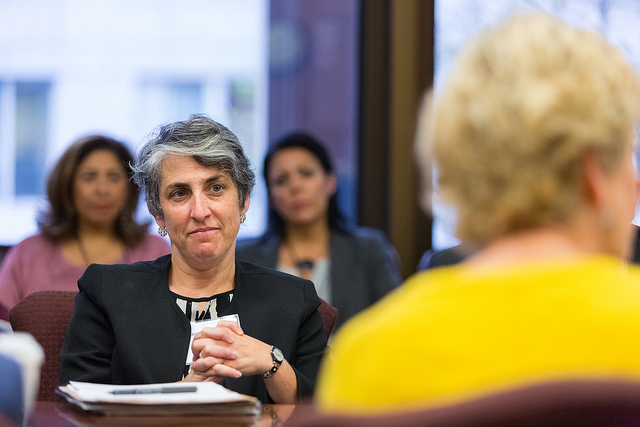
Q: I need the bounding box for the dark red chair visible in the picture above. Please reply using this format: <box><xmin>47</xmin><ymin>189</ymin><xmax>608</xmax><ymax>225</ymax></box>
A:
<box><xmin>9</xmin><ymin>291</ymin><xmax>76</xmax><ymax>401</ymax></box>
<box><xmin>317</xmin><ymin>298</ymin><xmax>337</xmax><ymax>338</ymax></box>
<box><xmin>286</xmin><ymin>380</ymin><xmax>640</xmax><ymax>426</ymax></box>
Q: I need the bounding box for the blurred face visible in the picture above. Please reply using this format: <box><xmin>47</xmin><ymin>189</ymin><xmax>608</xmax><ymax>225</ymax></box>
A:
<box><xmin>605</xmin><ymin>139</ymin><xmax>640</xmax><ymax>259</ymax></box>
<box><xmin>73</xmin><ymin>149</ymin><xmax>129</xmax><ymax>229</ymax></box>
<box><xmin>267</xmin><ymin>147</ymin><xmax>336</xmax><ymax>227</ymax></box>
<box><xmin>155</xmin><ymin>155</ymin><xmax>249</xmax><ymax>269</ymax></box>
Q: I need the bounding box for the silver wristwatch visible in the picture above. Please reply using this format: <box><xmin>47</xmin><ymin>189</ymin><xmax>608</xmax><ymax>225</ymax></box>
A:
<box><xmin>262</xmin><ymin>346</ymin><xmax>284</xmax><ymax>379</ymax></box>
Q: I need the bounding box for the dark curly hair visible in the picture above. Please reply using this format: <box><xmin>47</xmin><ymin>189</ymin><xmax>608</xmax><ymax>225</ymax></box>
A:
<box><xmin>263</xmin><ymin>131</ymin><xmax>346</xmax><ymax>238</ymax></box>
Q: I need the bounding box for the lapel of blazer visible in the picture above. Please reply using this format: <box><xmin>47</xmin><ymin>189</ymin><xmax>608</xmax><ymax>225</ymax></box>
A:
<box><xmin>329</xmin><ymin>229</ymin><xmax>356</xmax><ymax>309</ymax></box>
<box><xmin>152</xmin><ymin>255</ymin><xmax>192</xmax><ymax>376</ymax></box>
<box><xmin>259</xmin><ymin>234</ymin><xmax>280</xmax><ymax>268</ymax></box>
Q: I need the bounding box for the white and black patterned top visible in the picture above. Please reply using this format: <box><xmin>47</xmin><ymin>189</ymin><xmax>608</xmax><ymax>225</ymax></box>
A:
<box><xmin>173</xmin><ymin>290</ymin><xmax>234</xmax><ymax>322</ymax></box>
<box><xmin>173</xmin><ymin>290</ymin><xmax>235</xmax><ymax>377</ymax></box>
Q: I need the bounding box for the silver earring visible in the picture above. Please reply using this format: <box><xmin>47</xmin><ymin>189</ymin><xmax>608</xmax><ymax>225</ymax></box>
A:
<box><xmin>240</xmin><ymin>214</ymin><xmax>246</xmax><ymax>224</ymax></box>
<box><xmin>158</xmin><ymin>226</ymin><xmax>168</xmax><ymax>237</ymax></box>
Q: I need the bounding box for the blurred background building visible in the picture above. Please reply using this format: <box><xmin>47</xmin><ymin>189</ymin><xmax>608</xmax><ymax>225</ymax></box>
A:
<box><xmin>1</xmin><ymin>0</ymin><xmax>638</xmax><ymax>277</ymax></box>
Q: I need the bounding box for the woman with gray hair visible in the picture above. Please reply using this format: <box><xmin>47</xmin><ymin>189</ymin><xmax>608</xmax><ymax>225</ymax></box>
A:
<box><xmin>60</xmin><ymin>114</ymin><xmax>327</xmax><ymax>404</ymax></box>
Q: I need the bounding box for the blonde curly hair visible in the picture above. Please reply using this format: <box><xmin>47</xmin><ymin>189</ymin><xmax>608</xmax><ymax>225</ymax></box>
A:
<box><xmin>417</xmin><ymin>12</ymin><xmax>640</xmax><ymax>247</ymax></box>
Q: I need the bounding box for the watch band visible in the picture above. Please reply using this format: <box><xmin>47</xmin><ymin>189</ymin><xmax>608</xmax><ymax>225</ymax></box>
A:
<box><xmin>262</xmin><ymin>346</ymin><xmax>283</xmax><ymax>379</ymax></box>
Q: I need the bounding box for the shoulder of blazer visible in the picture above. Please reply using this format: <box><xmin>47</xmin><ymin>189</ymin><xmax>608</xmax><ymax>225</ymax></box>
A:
<box><xmin>79</xmin><ymin>255</ymin><xmax>175</xmax><ymax>314</ymax></box>
<box><xmin>88</xmin><ymin>253</ymin><xmax>171</xmax><ymax>275</ymax></box>
<box><xmin>236</xmin><ymin>234</ymin><xmax>280</xmax><ymax>266</ymax></box>
<box><xmin>331</xmin><ymin>226</ymin><xmax>390</xmax><ymax>253</ymax></box>
<box><xmin>80</xmin><ymin>255</ymin><xmax>171</xmax><ymax>296</ymax></box>
<box><xmin>234</xmin><ymin>261</ymin><xmax>318</xmax><ymax>314</ymax></box>
<box><xmin>235</xmin><ymin>259</ymin><xmax>308</xmax><ymax>288</ymax></box>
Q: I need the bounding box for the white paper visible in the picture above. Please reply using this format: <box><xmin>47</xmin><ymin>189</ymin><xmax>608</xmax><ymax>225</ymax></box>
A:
<box><xmin>66</xmin><ymin>381</ymin><xmax>247</xmax><ymax>403</ymax></box>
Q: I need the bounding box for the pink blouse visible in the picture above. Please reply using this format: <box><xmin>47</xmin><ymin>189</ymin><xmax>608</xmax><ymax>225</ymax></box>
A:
<box><xmin>0</xmin><ymin>234</ymin><xmax>170</xmax><ymax>312</ymax></box>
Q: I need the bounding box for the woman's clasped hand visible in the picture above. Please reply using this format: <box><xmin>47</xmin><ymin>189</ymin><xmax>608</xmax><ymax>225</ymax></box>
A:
<box><xmin>187</xmin><ymin>321</ymin><xmax>274</xmax><ymax>382</ymax></box>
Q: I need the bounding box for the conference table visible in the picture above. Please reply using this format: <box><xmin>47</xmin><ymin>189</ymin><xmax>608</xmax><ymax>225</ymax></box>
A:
<box><xmin>26</xmin><ymin>401</ymin><xmax>297</xmax><ymax>426</ymax></box>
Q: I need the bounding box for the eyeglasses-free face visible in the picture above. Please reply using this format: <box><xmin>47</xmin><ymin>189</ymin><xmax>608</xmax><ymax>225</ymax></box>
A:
<box><xmin>266</xmin><ymin>147</ymin><xmax>336</xmax><ymax>228</ymax></box>
<box><xmin>155</xmin><ymin>154</ymin><xmax>249</xmax><ymax>271</ymax></box>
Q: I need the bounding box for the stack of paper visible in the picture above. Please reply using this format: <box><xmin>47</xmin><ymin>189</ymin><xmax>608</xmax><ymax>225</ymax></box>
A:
<box><xmin>57</xmin><ymin>381</ymin><xmax>261</xmax><ymax>417</ymax></box>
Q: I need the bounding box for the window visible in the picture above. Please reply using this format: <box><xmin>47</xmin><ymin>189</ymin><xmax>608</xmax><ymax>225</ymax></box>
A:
<box><xmin>15</xmin><ymin>82</ymin><xmax>50</xmax><ymax>196</ymax></box>
<box><xmin>0</xmin><ymin>0</ymin><xmax>361</xmax><ymax>245</ymax></box>
<box><xmin>0</xmin><ymin>0</ymin><xmax>269</xmax><ymax>244</ymax></box>
<box><xmin>433</xmin><ymin>0</ymin><xmax>640</xmax><ymax>250</ymax></box>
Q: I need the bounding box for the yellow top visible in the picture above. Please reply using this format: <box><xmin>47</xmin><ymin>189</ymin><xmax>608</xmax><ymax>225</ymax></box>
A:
<box><xmin>316</xmin><ymin>256</ymin><xmax>640</xmax><ymax>415</ymax></box>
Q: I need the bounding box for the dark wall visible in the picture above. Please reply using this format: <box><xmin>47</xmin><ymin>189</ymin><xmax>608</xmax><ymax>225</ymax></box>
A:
<box><xmin>268</xmin><ymin>0</ymin><xmax>360</xmax><ymax>224</ymax></box>
<box><xmin>359</xmin><ymin>0</ymin><xmax>434</xmax><ymax>278</ymax></box>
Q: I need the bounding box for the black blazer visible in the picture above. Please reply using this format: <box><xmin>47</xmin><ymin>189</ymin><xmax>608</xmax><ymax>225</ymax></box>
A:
<box><xmin>236</xmin><ymin>227</ymin><xmax>402</xmax><ymax>330</ymax></box>
<box><xmin>59</xmin><ymin>255</ymin><xmax>327</xmax><ymax>402</ymax></box>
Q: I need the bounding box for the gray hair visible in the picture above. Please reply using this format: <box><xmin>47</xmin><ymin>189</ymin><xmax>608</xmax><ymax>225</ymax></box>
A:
<box><xmin>132</xmin><ymin>114</ymin><xmax>255</xmax><ymax>219</ymax></box>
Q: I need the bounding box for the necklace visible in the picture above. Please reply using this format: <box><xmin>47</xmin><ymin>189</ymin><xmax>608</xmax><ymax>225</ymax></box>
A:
<box><xmin>77</xmin><ymin>237</ymin><xmax>91</xmax><ymax>267</ymax></box>
<box><xmin>295</xmin><ymin>259</ymin><xmax>315</xmax><ymax>271</ymax></box>
<box><xmin>285</xmin><ymin>243</ymin><xmax>315</xmax><ymax>272</ymax></box>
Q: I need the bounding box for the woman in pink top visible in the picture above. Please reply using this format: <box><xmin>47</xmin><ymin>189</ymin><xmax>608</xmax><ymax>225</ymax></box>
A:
<box><xmin>0</xmin><ymin>135</ymin><xmax>170</xmax><ymax>316</ymax></box>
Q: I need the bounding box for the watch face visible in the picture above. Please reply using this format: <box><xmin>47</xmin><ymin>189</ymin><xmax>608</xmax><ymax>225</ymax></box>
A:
<box><xmin>272</xmin><ymin>347</ymin><xmax>284</xmax><ymax>363</ymax></box>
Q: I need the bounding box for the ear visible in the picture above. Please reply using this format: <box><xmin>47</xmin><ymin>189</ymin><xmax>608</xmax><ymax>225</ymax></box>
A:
<box><xmin>326</xmin><ymin>173</ymin><xmax>337</xmax><ymax>196</ymax></box>
<box><xmin>154</xmin><ymin>214</ymin><xmax>165</xmax><ymax>229</ymax></box>
<box><xmin>581</xmin><ymin>149</ymin><xmax>607</xmax><ymax>209</ymax></box>
<box><xmin>241</xmin><ymin>194</ymin><xmax>251</xmax><ymax>216</ymax></box>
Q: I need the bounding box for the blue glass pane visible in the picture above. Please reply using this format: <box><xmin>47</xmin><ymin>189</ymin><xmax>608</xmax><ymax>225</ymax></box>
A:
<box><xmin>170</xmin><ymin>83</ymin><xmax>203</xmax><ymax>120</ymax></box>
<box><xmin>15</xmin><ymin>82</ymin><xmax>49</xmax><ymax>196</ymax></box>
<box><xmin>433</xmin><ymin>0</ymin><xmax>640</xmax><ymax>249</ymax></box>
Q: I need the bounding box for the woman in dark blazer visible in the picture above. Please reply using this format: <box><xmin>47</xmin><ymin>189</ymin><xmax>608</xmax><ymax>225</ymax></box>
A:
<box><xmin>59</xmin><ymin>115</ymin><xmax>327</xmax><ymax>404</ymax></box>
<box><xmin>236</xmin><ymin>133</ymin><xmax>401</xmax><ymax>330</ymax></box>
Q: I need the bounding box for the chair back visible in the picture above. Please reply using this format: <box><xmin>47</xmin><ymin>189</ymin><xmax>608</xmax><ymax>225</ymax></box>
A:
<box><xmin>9</xmin><ymin>291</ymin><xmax>76</xmax><ymax>401</ymax></box>
<box><xmin>317</xmin><ymin>298</ymin><xmax>337</xmax><ymax>338</ymax></box>
<box><xmin>287</xmin><ymin>380</ymin><xmax>640</xmax><ymax>426</ymax></box>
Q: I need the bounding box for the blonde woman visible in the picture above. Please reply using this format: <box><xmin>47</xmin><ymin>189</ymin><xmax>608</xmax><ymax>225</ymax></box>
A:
<box><xmin>316</xmin><ymin>13</ymin><xmax>640</xmax><ymax>415</ymax></box>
